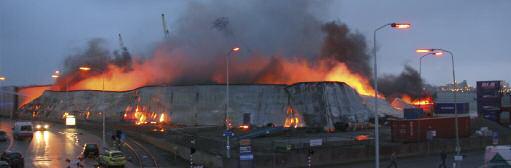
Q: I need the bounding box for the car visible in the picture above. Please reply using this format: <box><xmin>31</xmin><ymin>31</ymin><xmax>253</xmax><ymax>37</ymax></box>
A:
<box><xmin>0</xmin><ymin>131</ymin><xmax>7</xmax><ymax>142</ymax></box>
<box><xmin>0</xmin><ymin>151</ymin><xmax>24</xmax><ymax>168</ymax></box>
<box><xmin>97</xmin><ymin>150</ymin><xmax>126</xmax><ymax>167</ymax></box>
<box><xmin>34</xmin><ymin>123</ymin><xmax>49</xmax><ymax>131</ymax></box>
<box><xmin>12</xmin><ymin>121</ymin><xmax>33</xmax><ymax>140</ymax></box>
<box><xmin>82</xmin><ymin>143</ymin><xmax>99</xmax><ymax>158</ymax></box>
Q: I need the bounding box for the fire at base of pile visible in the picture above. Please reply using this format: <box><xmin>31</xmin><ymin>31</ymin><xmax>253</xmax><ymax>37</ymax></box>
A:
<box><xmin>19</xmin><ymin>82</ymin><xmax>399</xmax><ymax>131</ymax></box>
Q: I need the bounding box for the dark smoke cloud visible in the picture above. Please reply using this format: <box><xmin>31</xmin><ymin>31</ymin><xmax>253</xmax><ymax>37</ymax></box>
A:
<box><xmin>320</xmin><ymin>21</ymin><xmax>371</xmax><ymax>77</ymax></box>
<box><xmin>165</xmin><ymin>0</ymin><xmax>325</xmax><ymax>58</ymax></box>
<box><xmin>56</xmin><ymin>38</ymin><xmax>133</xmax><ymax>89</ymax></box>
<box><xmin>377</xmin><ymin>65</ymin><xmax>424</xmax><ymax>99</ymax></box>
<box><xmin>56</xmin><ymin>0</ymin><xmax>425</xmax><ymax>99</ymax></box>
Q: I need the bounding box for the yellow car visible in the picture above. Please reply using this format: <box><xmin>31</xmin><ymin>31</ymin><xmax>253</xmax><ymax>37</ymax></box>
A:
<box><xmin>97</xmin><ymin>150</ymin><xmax>126</xmax><ymax>167</ymax></box>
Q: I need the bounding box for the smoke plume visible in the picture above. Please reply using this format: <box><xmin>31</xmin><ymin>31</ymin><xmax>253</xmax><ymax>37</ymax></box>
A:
<box><xmin>320</xmin><ymin>22</ymin><xmax>371</xmax><ymax>78</ymax></box>
<box><xmin>377</xmin><ymin>65</ymin><xmax>424</xmax><ymax>99</ymax></box>
<box><xmin>53</xmin><ymin>0</ymin><xmax>425</xmax><ymax>100</ymax></box>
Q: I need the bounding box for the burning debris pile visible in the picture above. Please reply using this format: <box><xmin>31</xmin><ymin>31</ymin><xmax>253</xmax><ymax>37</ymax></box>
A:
<box><xmin>21</xmin><ymin>82</ymin><xmax>380</xmax><ymax>130</ymax></box>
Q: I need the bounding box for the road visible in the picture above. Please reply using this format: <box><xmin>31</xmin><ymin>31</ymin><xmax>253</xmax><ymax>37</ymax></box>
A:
<box><xmin>0</xmin><ymin>120</ymin><xmax>137</xmax><ymax>168</ymax></box>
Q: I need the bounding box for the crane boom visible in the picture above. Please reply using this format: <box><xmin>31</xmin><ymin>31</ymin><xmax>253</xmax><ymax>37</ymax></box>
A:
<box><xmin>118</xmin><ymin>33</ymin><xmax>125</xmax><ymax>49</ymax></box>
<box><xmin>161</xmin><ymin>14</ymin><xmax>170</xmax><ymax>39</ymax></box>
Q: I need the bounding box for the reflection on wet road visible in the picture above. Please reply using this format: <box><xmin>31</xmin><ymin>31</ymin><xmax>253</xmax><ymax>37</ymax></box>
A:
<box><xmin>0</xmin><ymin>120</ymin><xmax>101</xmax><ymax>168</ymax></box>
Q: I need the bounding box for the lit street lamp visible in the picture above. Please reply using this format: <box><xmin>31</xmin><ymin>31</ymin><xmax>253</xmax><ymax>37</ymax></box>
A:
<box><xmin>418</xmin><ymin>52</ymin><xmax>443</xmax><ymax>108</ymax></box>
<box><xmin>0</xmin><ymin>77</ymin><xmax>7</xmax><ymax>120</ymax></box>
<box><xmin>225</xmin><ymin>47</ymin><xmax>240</xmax><ymax>159</ymax></box>
<box><xmin>52</xmin><ymin>70</ymin><xmax>60</xmax><ymax>79</ymax></box>
<box><xmin>79</xmin><ymin>66</ymin><xmax>106</xmax><ymax>149</ymax></box>
<box><xmin>372</xmin><ymin>22</ymin><xmax>410</xmax><ymax>168</ymax></box>
<box><xmin>79</xmin><ymin>66</ymin><xmax>91</xmax><ymax>71</ymax></box>
<box><xmin>417</xmin><ymin>48</ymin><xmax>461</xmax><ymax>164</ymax></box>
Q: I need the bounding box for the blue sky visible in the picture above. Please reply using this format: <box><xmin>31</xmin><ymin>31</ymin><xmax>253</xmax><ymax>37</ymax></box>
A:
<box><xmin>1</xmin><ymin>0</ymin><xmax>509</xmax><ymax>86</ymax></box>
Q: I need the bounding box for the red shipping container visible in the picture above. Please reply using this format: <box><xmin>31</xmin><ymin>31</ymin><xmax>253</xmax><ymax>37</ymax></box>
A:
<box><xmin>390</xmin><ymin>117</ymin><xmax>470</xmax><ymax>142</ymax></box>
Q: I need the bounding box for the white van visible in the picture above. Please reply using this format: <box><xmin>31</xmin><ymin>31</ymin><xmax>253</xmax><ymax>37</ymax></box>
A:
<box><xmin>12</xmin><ymin>121</ymin><xmax>33</xmax><ymax>140</ymax></box>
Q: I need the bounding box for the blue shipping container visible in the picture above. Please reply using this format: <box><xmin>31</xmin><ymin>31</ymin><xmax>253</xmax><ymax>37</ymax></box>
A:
<box><xmin>434</xmin><ymin>103</ymin><xmax>469</xmax><ymax>114</ymax></box>
<box><xmin>403</xmin><ymin>108</ymin><xmax>424</xmax><ymax>119</ymax></box>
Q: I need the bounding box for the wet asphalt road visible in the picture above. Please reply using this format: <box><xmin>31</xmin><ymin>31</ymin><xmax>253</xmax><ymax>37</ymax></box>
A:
<box><xmin>0</xmin><ymin>120</ymin><xmax>136</xmax><ymax>168</ymax></box>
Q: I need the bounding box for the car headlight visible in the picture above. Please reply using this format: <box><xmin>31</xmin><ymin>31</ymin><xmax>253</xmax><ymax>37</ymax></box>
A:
<box><xmin>43</xmin><ymin>124</ymin><xmax>49</xmax><ymax>129</ymax></box>
<box><xmin>36</xmin><ymin>125</ymin><xmax>41</xmax><ymax>129</ymax></box>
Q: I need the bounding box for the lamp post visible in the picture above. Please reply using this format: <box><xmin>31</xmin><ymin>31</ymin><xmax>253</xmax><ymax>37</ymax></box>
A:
<box><xmin>417</xmin><ymin>48</ymin><xmax>460</xmax><ymax>160</ymax></box>
<box><xmin>0</xmin><ymin>77</ymin><xmax>6</xmax><ymax>120</ymax></box>
<box><xmin>372</xmin><ymin>22</ymin><xmax>410</xmax><ymax>168</ymax></box>
<box><xmin>225</xmin><ymin>47</ymin><xmax>240</xmax><ymax>159</ymax></box>
<box><xmin>79</xmin><ymin>66</ymin><xmax>107</xmax><ymax>148</ymax></box>
<box><xmin>418</xmin><ymin>52</ymin><xmax>443</xmax><ymax>108</ymax></box>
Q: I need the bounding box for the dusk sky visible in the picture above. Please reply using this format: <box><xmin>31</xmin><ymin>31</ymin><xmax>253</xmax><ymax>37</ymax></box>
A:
<box><xmin>1</xmin><ymin>0</ymin><xmax>510</xmax><ymax>86</ymax></box>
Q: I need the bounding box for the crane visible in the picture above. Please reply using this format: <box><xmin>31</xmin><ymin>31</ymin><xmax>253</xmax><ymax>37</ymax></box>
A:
<box><xmin>161</xmin><ymin>13</ymin><xmax>170</xmax><ymax>39</ymax></box>
<box><xmin>118</xmin><ymin>33</ymin><xmax>128</xmax><ymax>53</ymax></box>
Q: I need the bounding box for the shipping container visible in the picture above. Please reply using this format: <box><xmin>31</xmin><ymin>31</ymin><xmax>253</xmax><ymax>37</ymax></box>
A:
<box><xmin>403</xmin><ymin>108</ymin><xmax>424</xmax><ymax>119</ymax></box>
<box><xmin>502</xmin><ymin>94</ymin><xmax>511</xmax><ymax>108</ymax></box>
<box><xmin>477</xmin><ymin>81</ymin><xmax>502</xmax><ymax>92</ymax></box>
<box><xmin>434</xmin><ymin>103</ymin><xmax>469</xmax><ymax>114</ymax></box>
<box><xmin>390</xmin><ymin>116</ymin><xmax>471</xmax><ymax>142</ymax></box>
<box><xmin>477</xmin><ymin>81</ymin><xmax>505</xmax><ymax>122</ymax></box>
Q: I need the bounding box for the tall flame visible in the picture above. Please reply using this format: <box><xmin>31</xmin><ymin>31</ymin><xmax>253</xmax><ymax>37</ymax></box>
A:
<box><xmin>18</xmin><ymin>85</ymin><xmax>51</xmax><ymax>108</ymax></box>
<box><xmin>21</xmin><ymin>55</ymin><xmax>379</xmax><ymax>108</ymax></box>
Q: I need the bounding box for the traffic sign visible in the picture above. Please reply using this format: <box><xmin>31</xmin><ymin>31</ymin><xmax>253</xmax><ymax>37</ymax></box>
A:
<box><xmin>223</xmin><ymin>130</ymin><xmax>234</xmax><ymax>137</ymax></box>
<box><xmin>454</xmin><ymin>155</ymin><xmax>464</xmax><ymax>161</ymax></box>
<box><xmin>309</xmin><ymin>139</ymin><xmax>322</xmax><ymax>147</ymax></box>
<box><xmin>239</xmin><ymin>139</ymin><xmax>253</xmax><ymax>161</ymax></box>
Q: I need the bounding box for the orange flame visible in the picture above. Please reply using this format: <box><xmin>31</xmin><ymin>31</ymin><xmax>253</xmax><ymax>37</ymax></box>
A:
<box><xmin>123</xmin><ymin>102</ymin><xmax>169</xmax><ymax>125</ymax></box>
<box><xmin>400</xmin><ymin>94</ymin><xmax>434</xmax><ymax>112</ymax></box>
<box><xmin>21</xmin><ymin>53</ymin><xmax>380</xmax><ymax>109</ymax></box>
<box><xmin>284</xmin><ymin>106</ymin><xmax>303</xmax><ymax>128</ymax></box>
<box><xmin>18</xmin><ymin>85</ymin><xmax>51</xmax><ymax>108</ymax></box>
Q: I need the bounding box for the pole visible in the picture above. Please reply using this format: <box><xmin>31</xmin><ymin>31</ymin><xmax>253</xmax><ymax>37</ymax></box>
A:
<box><xmin>445</xmin><ymin>50</ymin><xmax>460</xmax><ymax>156</ymax></box>
<box><xmin>373</xmin><ymin>23</ymin><xmax>390</xmax><ymax>168</ymax></box>
<box><xmin>419</xmin><ymin>56</ymin><xmax>423</xmax><ymax>109</ymax></box>
<box><xmin>102</xmin><ymin>76</ymin><xmax>106</xmax><ymax>149</ymax></box>
<box><xmin>190</xmin><ymin>153</ymin><xmax>193</xmax><ymax>168</ymax></box>
<box><xmin>418</xmin><ymin>54</ymin><xmax>432</xmax><ymax>111</ymax></box>
<box><xmin>226</xmin><ymin>50</ymin><xmax>231</xmax><ymax>159</ymax></box>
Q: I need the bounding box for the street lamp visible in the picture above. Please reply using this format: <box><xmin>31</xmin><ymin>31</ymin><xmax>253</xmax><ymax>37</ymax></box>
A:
<box><xmin>79</xmin><ymin>66</ymin><xmax>106</xmax><ymax>149</ymax></box>
<box><xmin>372</xmin><ymin>22</ymin><xmax>410</xmax><ymax>168</ymax></box>
<box><xmin>418</xmin><ymin>52</ymin><xmax>443</xmax><ymax>108</ymax></box>
<box><xmin>0</xmin><ymin>77</ymin><xmax>7</xmax><ymax>120</ymax></box>
<box><xmin>416</xmin><ymin>48</ymin><xmax>461</xmax><ymax>160</ymax></box>
<box><xmin>52</xmin><ymin>70</ymin><xmax>60</xmax><ymax>79</ymax></box>
<box><xmin>79</xmin><ymin>66</ymin><xmax>91</xmax><ymax>71</ymax></box>
<box><xmin>225</xmin><ymin>47</ymin><xmax>240</xmax><ymax>159</ymax></box>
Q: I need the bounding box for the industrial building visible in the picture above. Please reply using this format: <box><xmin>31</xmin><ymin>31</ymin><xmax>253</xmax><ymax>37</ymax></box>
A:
<box><xmin>16</xmin><ymin>82</ymin><xmax>400</xmax><ymax>130</ymax></box>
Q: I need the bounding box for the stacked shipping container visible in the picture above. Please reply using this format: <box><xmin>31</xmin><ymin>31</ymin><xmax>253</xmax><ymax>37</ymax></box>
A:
<box><xmin>434</xmin><ymin>103</ymin><xmax>470</xmax><ymax>114</ymax></box>
<box><xmin>477</xmin><ymin>81</ymin><xmax>503</xmax><ymax>122</ymax></box>
<box><xmin>390</xmin><ymin>117</ymin><xmax>471</xmax><ymax>142</ymax></box>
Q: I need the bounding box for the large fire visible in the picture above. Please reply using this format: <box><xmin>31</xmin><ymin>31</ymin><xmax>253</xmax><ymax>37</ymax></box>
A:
<box><xmin>400</xmin><ymin>94</ymin><xmax>434</xmax><ymax>112</ymax></box>
<box><xmin>18</xmin><ymin>85</ymin><xmax>51</xmax><ymax>108</ymax></box>
<box><xmin>21</xmin><ymin>55</ymin><xmax>379</xmax><ymax>110</ymax></box>
<box><xmin>284</xmin><ymin>106</ymin><xmax>304</xmax><ymax>128</ymax></box>
<box><xmin>123</xmin><ymin>104</ymin><xmax>169</xmax><ymax>125</ymax></box>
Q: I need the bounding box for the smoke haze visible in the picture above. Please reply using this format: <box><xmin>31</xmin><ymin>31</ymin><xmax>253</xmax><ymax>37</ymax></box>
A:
<box><xmin>56</xmin><ymin>0</ymin><xmax>423</xmax><ymax>98</ymax></box>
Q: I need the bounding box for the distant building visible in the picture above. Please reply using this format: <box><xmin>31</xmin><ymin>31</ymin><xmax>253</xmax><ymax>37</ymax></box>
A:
<box><xmin>435</xmin><ymin>80</ymin><xmax>477</xmax><ymax>117</ymax></box>
<box><xmin>437</xmin><ymin>80</ymin><xmax>475</xmax><ymax>93</ymax></box>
